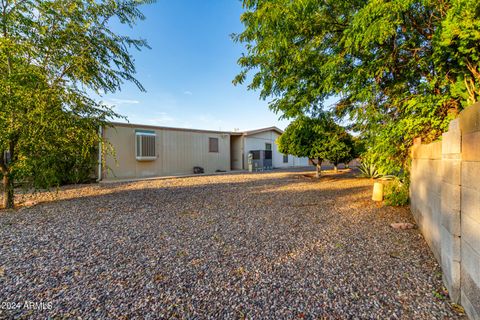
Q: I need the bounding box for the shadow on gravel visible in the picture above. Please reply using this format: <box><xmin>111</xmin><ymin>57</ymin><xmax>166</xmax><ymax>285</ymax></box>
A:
<box><xmin>0</xmin><ymin>169</ymin><xmax>364</xmax><ymax>214</ymax></box>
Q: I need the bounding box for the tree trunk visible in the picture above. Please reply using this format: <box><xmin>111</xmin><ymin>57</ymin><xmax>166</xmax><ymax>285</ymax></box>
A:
<box><xmin>315</xmin><ymin>158</ymin><xmax>322</xmax><ymax>178</ymax></box>
<box><xmin>334</xmin><ymin>164</ymin><xmax>338</xmax><ymax>173</ymax></box>
<box><xmin>3</xmin><ymin>173</ymin><xmax>14</xmax><ymax>209</ymax></box>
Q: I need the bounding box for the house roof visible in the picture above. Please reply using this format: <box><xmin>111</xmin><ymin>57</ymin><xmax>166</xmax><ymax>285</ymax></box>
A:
<box><xmin>109</xmin><ymin>121</ymin><xmax>232</xmax><ymax>135</ymax></box>
<box><xmin>109</xmin><ymin>122</ymin><xmax>284</xmax><ymax>136</ymax></box>
<box><xmin>241</xmin><ymin>126</ymin><xmax>284</xmax><ymax>136</ymax></box>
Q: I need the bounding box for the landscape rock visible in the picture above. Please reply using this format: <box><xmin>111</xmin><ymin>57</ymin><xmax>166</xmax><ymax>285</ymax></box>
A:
<box><xmin>0</xmin><ymin>169</ymin><xmax>463</xmax><ymax>319</ymax></box>
<box><xmin>390</xmin><ymin>222</ymin><xmax>416</xmax><ymax>230</ymax></box>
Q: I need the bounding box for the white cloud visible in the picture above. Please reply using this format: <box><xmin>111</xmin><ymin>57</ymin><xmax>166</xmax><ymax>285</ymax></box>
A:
<box><xmin>100</xmin><ymin>98</ymin><xmax>141</xmax><ymax>111</ymax></box>
<box><xmin>109</xmin><ymin>98</ymin><xmax>140</xmax><ymax>105</ymax></box>
<box><xmin>183</xmin><ymin>90</ymin><xmax>193</xmax><ymax>95</ymax></box>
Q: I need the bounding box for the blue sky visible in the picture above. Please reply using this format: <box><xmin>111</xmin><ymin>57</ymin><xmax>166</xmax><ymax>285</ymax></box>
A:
<box><xmin>99</xmin><ymin>0</ymin><xmax>292</xmax><ymax>131</ymax></box>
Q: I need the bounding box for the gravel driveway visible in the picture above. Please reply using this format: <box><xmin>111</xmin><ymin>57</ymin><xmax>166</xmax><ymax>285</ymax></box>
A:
<box><xmin>0</xmin><ymin>169</ymin><xmax>465</xmax><ymax>319</ymax></box>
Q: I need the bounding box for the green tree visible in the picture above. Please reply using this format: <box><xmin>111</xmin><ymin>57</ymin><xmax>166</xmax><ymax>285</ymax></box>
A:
<box><xmin>277</xmin><ymin>115</ymin><xmax>352</xmax><ymax>177</ymax></box>
<box><xmin>0</xmin><ymin>0</ymin><xmax>153</xmax><ymax>208</ymax></box>
<box><xmin>234</xmin><ymin>0</ymin><xmax>480</xmax><ymax>176</ymax></box>
<box><xmin>327</xmin><ymin>132</ymin><xmax>355</xmax><ymax>172</ymax></box>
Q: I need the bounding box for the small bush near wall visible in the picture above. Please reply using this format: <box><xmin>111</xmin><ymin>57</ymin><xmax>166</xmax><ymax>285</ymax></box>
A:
<box><xmin>384</xmin><ymin>179</ymin><xmax>410</xmax><ymax>206</ymax></box>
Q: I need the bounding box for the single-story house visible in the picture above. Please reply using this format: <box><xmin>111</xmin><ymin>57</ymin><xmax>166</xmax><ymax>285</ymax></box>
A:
<box><xmin>99</xmin><ymin>122</ymin><xmax>309</xmax><ymax>181</ymax></box>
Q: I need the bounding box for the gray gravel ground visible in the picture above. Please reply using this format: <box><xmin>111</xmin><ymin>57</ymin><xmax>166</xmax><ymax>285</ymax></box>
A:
<box><xmin>0</xmin><ymin>169</ymin><xmax>466</xmax><ymax>319</ymax></box>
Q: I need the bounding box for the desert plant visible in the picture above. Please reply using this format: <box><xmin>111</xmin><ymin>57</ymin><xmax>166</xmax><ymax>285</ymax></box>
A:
<box><xmin>384</xmin><ymin>178</ymin><xmax>410</xmax><ymax>206</ymax></box>
<box><xmin>358</xmin><ymin>161</ymin><xmax>382</xmax><ymax>179</ymax></box>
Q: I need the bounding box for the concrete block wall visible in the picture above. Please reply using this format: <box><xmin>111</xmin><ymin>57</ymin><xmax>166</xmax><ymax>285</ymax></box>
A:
<box><xmin>411</xmin><ymin>102</ymin><xmax>480</xmax><ymax>320</ymax></box>
<box><xmin>459</xmin><ymin>104</ymin><xmax>480</xmax><ymax>319</ymax></box>
<box><xmin>410</xmin><ymin>141</ymin><xmax>443</xmax><ymax>261</ymax></box>
<box><xmin>440</xmin><ymin>119</ymin><xmax>462</xmax><ymax>302</ymax></box>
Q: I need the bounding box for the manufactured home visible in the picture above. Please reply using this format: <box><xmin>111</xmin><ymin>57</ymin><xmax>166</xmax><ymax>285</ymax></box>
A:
<box><xmin>99</xmin><ymin>122</ymin><xmax>309</xmax><ymax>181</ymax></box>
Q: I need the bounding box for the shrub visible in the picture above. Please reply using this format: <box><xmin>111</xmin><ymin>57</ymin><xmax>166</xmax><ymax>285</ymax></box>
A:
<box><xmin>358</xmin><ymin>160</ymin><xmax>382</xmax><ymax>179</ymax></box>
<box><xmin>384</xmin><ymin>178</ymin><xmax>409</xmax><ymax>206</ymax></box>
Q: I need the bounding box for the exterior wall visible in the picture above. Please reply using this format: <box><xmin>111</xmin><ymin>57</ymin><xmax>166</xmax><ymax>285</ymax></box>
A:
<box><xmin>103</xmin><ymin>124</ymin><xmax>230</xmax><ymax>180</ymax></box>
<box><xmin>410</xmin><ymin>102</ymin><xmax>480</xmax><ymax>320</ymax></box>
<box><xmin>410</xmin><ymin>141</ymin><xmax>443</xmax><ymax>262</ymax></box>
<box><xmin>459</xmin><ymin>104</ymin><xmax>480</xmax><ymax>320</ymax></box>
<box><xmin>243</xmin><ymin>131</ymin><xmax>309</xmax><ymax>169</ymax></box>
<box><xmin>230</xmin><ymin>135</ymin><xmax>243</xmax><ymax>170</ymax></box>
<box><xmin>103</xmin><ymin>125</ymin><xmax>310</xmax><ymax>180</ymax></box>
<box><xmin>286</xmin><ymin>154</ymin><xmax>309</xmax><ymax>167</ymax></box>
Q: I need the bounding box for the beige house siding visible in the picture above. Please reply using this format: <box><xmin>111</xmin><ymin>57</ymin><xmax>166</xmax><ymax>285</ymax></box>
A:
<box><xmin>102</xmin><ymin>124</ymin><xmax>311</xmax><ymax>180</ymax></box>
<box><xmin>230</xmin><ymin>135</ymin><xmax>243</xmax><ymax>170</ymax></box>
<box><xmin>103</xmin><ymin>124</ymin><xmax>230</xmax><ymax>180</ymax></box>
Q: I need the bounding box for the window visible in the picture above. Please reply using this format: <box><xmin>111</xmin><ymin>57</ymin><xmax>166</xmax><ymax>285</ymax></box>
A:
<box><xmin>209</xmin><ymin>137</ymin><xmax>219</xmax><ymax>153</ymax></box>
<box><xmin>265</xmin><ymin>143</ymin><xmax>272</xmax><ymax>151</ymax></box>
<box><xmin>135</xmin><ymin>130</ymin><xmax>156</xmax><ymax>161</ymax></box>
<box><xmin>251</xmin><ymin>150</ymin><xmax>260</xmax><ymax>160</ymax></box>
<box><xmin>264</xmin><ymin>150</ymin><xmax>272</xmax><ymax>160</ymax></box>
<box><xmin>283</xmin><ymin>154</ymin><xmax>288</xmax><ymax>163</ymax></box>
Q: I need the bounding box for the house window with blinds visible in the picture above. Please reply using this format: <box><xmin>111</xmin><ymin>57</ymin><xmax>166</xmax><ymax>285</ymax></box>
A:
<box><xmin>209</xmin><ymin>137</ymin><xmax>219</xmax><ymax>153</ymax></box>
<box><xmin>135</xmin><ymin>130</ymin><xmax>156</xmax><ymax>161</ymax></box>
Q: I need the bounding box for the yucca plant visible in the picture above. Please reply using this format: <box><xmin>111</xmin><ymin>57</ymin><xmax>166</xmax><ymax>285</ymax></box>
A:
<box><xmin>358</xmin><ymin>161</ymin><xmax>382</xmax><ymax>179</ymax></box>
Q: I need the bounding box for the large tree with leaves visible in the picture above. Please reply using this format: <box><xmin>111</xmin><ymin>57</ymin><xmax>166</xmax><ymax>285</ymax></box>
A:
<box><xmin>0</xmin><ymin>0</ymin><xmax>152</xmax><ymax>208</ymax></box>
<box><xmin>326</xmin><ymin>132</ymin><xmax>355</xmax><ymax>172</ymax></box>
<box><xmin>234</xmin><ymin>0</ymin><xmax>480</xmax><ymax>175</ymax></box>
<box><xmin>277</xmin><ymin>115</ymin><xmax>353</xmax><ymax>177</ymax></box>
